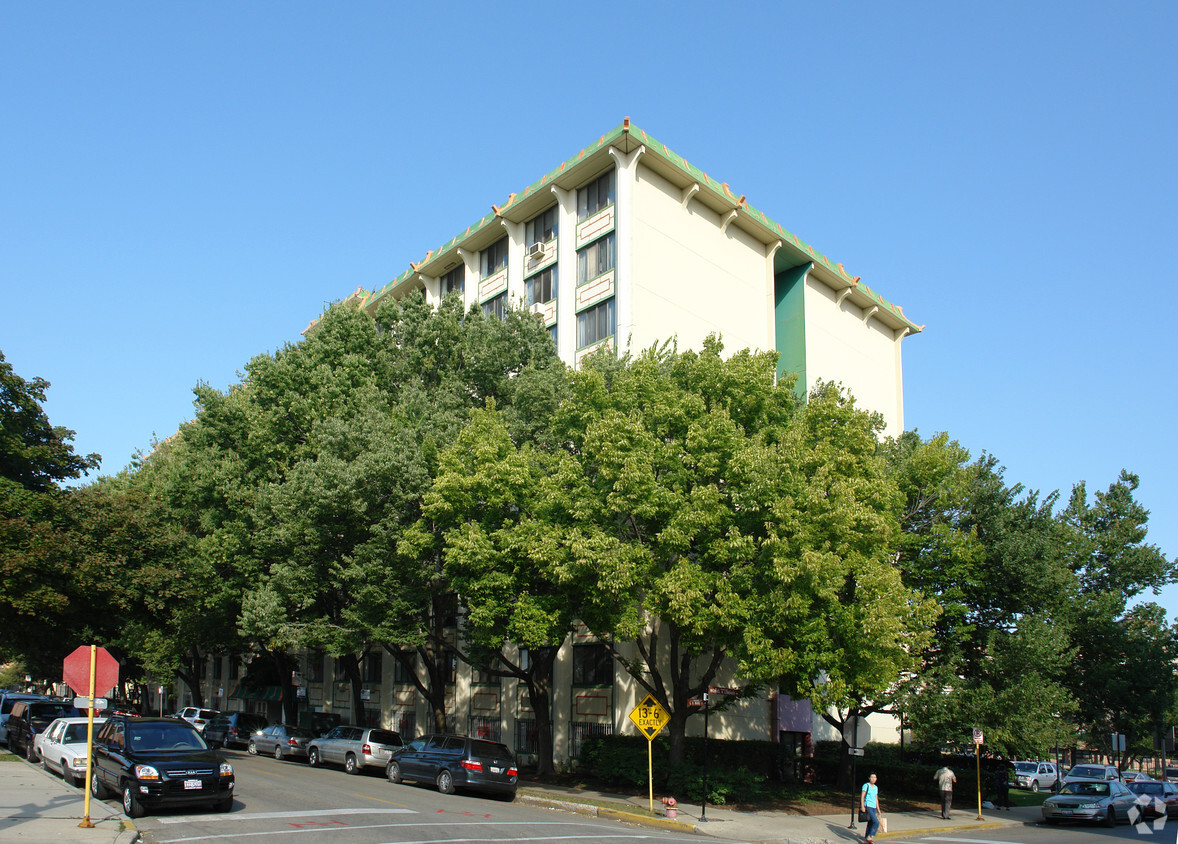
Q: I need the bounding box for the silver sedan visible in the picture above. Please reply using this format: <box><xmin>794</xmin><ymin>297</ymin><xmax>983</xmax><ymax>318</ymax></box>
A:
<box><xmin>1042</xmin><ymin>779</ymin><xmax>1138</xmax><ymax>826</ymax></box>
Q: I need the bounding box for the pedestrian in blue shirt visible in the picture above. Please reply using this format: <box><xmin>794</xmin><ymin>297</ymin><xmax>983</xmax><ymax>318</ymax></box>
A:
<box><xmin>860</xmin><ymin>771</ymin><xmax>883</xmax><ymax>843</ymax></box>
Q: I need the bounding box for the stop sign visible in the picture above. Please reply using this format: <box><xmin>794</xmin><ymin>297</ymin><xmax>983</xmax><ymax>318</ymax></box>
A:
<box><xmin>62</xmin><ymin>646</ymin><xmax>119</xmax><ymax>697</ymax></box>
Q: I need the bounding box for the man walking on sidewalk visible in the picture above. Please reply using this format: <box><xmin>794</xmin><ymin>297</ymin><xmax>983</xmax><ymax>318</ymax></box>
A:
<box><xmin>935</xmin><ymin>765</ymin><xmax>957</xmax><ymax>819</ymax></box>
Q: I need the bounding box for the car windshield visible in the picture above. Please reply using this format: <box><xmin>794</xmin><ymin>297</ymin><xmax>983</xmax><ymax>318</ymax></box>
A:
<box><xmin>128</xmin><ymin>723</ymin><xmax>207</xmax><ymax>750</ymax></box>
<box><xmin>1070</xmin><ymin>766</ymin><xmax>1104</xmax><ymax>778</ymax></box>
<box><xmin>285</xmin><ymin>726</ymin><xmax>315</xmax><ymax>738</ymax></box>
<box><xmin>31</xmin><ymin>703</ymin><xmax>79</xmax><ymax>719</ymax></box>
<box><xmin>208</xmin><ymin>716</ymin><xmax>230</xmax><ymax>726</ymax></box>
<box><xmin>1062</xmin><ymin>782</ymin><xmax>1110</xmax><ymax>796</ymax></box>
<box><xmin>63</xmin><ymin>722</ymin><xmax>101</xmax><ymax>743</ymax></box>
<box><xmin>1014</xmin><ymin>762</ymin><xmax>1036</xmax><ymax>772</ymax></box>
<box><xmin>197</xmin><ymin>710</ymin><xmax>218</xmax><ymax>720</ymax></box>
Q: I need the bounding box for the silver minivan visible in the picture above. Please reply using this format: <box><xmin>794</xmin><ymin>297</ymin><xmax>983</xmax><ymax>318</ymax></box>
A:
<box><xmin>308</xmin><ymin>726</ymin><xmax>403</xmax><ymax>774</ymax></box>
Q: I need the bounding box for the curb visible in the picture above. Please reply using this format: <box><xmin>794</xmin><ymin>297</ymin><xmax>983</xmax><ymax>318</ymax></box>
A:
<box><xmin>517</xmin><ymin>792</ymin><xmax>695</xmax><ymax>833</ymax></box>
<box><xmin>877</xmin><ymin>820</ymin><xmax>1018</xmax><ymax>839</ymax></box>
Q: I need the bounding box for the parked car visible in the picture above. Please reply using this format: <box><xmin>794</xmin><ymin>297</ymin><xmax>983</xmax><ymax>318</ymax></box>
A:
<box><xmin>308</xmin><ymin>726</ymin><xmax>403</xmax><ymax>774</ymax></box>
<box><xmin>6</xmin><ymin>699</ymin><xmax>81</xmax><ymax>761</ymax></box>
<box><xmin>1127</xmin><ymin>780</ymin><xmax>1178</xmax><ymax>819</ymax></box>
<box><xmin>36</xmin><ymin>717</ymin><xmax>106</xmax><ymax>786</ymax></box>
<box><xmin>1167</xmin><ymin>766</ymin><xmax>1178</xmax><ymax>781</ymax></box>
<box><xmin>1121</xmin><ymin>770</ymin><xmax>1155</xmax><ymax>784</ymax></box>
<box><xmin>202</xmin><ymin>715</ymin><xmax>231</xmax><ymax>748</ymax></box>
<box><xmin>248</xmin><ymin>724</ymin><xmax>316</xmax><ymax>761</ymax></box>
<box><xmin>176</xmin><ymin>707</ymin><xmax>221</xmax><ymax>733</ymax></box>
<box><xmin>1041</xmin><ymin>779</ymin><xmax>1137</xmax><ymax>826</ymax></box>
<box><xmin>90</xmin><ymin>714</ymin><xmax>234</xmax><ymax>818</ymax></box>
<box><xmin>222</xmin><ymin>713</ymin><xmax>269</xmax><ymax>748</ymax></box>
<box><xmin>386</xmin><ymin>734</ymin><xmax>518</xmax><ymax>798</ymax></box>
<box><xmin>1062</xmin><ymin>763</ymin><xmax>1121</xmax><ymax>787</ymax></box>
<box><xmin>0</xmin><ymin>693</ymin><xmax>51</xmax><ymax>746</ymax></box>
<box><xmin>1011</xmin><ymin>760</ymin><xmax>1059</xmax><ymax>792</ymax></box>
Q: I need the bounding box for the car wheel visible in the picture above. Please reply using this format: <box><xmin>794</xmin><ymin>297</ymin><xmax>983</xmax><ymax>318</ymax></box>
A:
<box><xmin>122</xmin><ymin>784</ymin><xmax>145</xmax><ymax>819</ymax></box>
<box><xmin>436</xmin><ymin>769</ymin><xmax>456</xmax><ymax>795</ymax></box>
<box><xmin>91</xmin><ymin>771</ymin><xmax>109</xmax><ymax>799</ymax></box>
<box><xmin>308</xmin><ymin>748</ymin><xmax>320</xmax><ymax>767</ymax></box>
<box><xmin>1105</xmin><ymin>807</ymin><xmax>1117</xmax><ymax>827</ymax></box>
<box><xmin>1031</xmin><ymin>780</ymin><xmax>1040</xmax><ymax>793</ymax></box>
<box><xmin>345</xmin><ymin>753</ymin><xmax>358</xmax><ymax>775</ymax></box>
<box><xmin>274</xmin><ymin>745</ymin><xmax>284</xmax><ymax>761</ymax></box>
<box><xmin>247</xmin><ymin>740</ymin><xmax>257</xmax><ymax>756</ymax></box>
<box><xmin>25</xmin><ymin>740</ymin><xmax>37</xmax><ymax>763</ymax></box>
<box><xmin>387</xmin><ymin>761</ymin><xmax>402</xmax><ymax>783</ymax></box>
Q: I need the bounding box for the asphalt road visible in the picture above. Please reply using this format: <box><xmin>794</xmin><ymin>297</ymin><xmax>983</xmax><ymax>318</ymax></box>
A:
<box><xmin>884</xmin><ymin>825</ymin><xmax>1156</xmax><ymax>842</ymax></box>
<box><xmin>94</xmin><ymin>748</ymin><xmax>708</xmax><ymax>844</ymax></box>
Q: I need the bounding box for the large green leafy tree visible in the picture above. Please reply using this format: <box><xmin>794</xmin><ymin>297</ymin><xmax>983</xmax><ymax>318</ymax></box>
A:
<box><xmin>0</xmin><ymin>350</ymin><xmax>100</xmax><ymax>671</ymax></box>
<box><xmin>1059</xmin><ymin>471</ymin><xmax>1177</xmax><ymax>760</ymax></box>
<box><xmin>536</xmin><ymin>341</ymin><xmax>937</xmax><ymax>765</ymax></box>
<box><xmin>886</xmin><ymin>434</ymin><xmax>1079</xmax><ymax>756</ymax></box>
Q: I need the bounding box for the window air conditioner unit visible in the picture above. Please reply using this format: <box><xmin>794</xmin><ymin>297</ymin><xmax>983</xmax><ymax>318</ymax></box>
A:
<box><xmin>528</xmin><ymin>242</ymin><xmax>545</xmax><ymax>259</ymax></box>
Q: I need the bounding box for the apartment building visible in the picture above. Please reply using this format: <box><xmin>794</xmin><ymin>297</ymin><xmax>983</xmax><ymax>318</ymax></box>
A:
<box><xmin>190</xmin><ymin>120</ymin><xmax>918</xmax><ymax>767</ymax></box>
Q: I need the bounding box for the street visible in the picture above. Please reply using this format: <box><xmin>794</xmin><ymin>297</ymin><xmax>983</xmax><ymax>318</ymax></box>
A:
<box><xmin>89</xmin><ymin>748</ymin><xmax>714</xmax><ymax>844</ymax></box>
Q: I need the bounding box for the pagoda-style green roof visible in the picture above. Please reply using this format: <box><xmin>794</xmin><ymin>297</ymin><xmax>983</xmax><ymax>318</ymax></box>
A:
<box><xmin>357</xmin><ymin>120</ymin><xmax>921</xmax><ymax>335</ymax></box>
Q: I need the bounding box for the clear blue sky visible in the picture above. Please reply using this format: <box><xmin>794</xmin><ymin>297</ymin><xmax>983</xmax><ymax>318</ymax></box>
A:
<box><xmin>4</xmin><ymin>2</ymin><xmax>1175</xmax><ymax>615</ymax></box>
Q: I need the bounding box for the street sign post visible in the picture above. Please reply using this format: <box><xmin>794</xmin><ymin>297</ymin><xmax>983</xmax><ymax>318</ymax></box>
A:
<box><xmin>62</xmin><ymin>645</ymin><xmax>118</xmax><ymax>829</ymax></box>
<box><xmin>973</xmin><ymin>727</ymin><xmax>984</xmax><ymax>820</ymax></box>
<box><xmin>628</xmin><ymin>694</ymin><xmax>670</xmax><ymax>813</ymax></box>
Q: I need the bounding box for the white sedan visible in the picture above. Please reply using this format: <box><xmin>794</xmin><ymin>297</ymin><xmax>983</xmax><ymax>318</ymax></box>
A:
<box><xmin>35</xmin><ymin>717</ymin><xmax>105</xmax><ymax>787</ymax></box>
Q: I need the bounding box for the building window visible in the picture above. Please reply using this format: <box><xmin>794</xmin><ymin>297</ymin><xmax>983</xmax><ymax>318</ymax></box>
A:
<box><xmin>577</xmin><ymin>170</ymin><xmax>615</xmax><ymax>220</ymax></box>
<box><xmin>444</xmin><ymin>650</ymin><xmax>458</xmax><ymax>685</ymax></box>
<box><xmin>361</xmin><ymin>651</ymin><xmax>382</xmax><ymax>684</ymax></box>
<box><xmin>482</xmin><ymin>292</ymin><xmax>506</xmax><ymax>320</ymax></box>
<box><xmin>577</xmin><ymin>233</ymin><xmax>615</xmax><ymax>285</ymax></box>
<box><xmin>441</xmin><ymin>265</ymin><xmax>465</xmax><ymax>297</ymax></box>
<box><xmin>307</xmin><ymin>651</ymin><xmax>324</xmax><ymax>683</ymax></box>
<box><xmin>229</xmin><ymin>659</ymin><xmax>239</xmax><ymax>680</ymax></box>
<box><xmin>199</xmin><ymin>658</ymin><xmax>208</xmax><ymax>680</ymax></box>
<box><xmin>212</xmin><ymin>658</ymin><xmax>223</xmax><ymax>680</ymax></box>
<box><xmin>482</xmin><ymin>237</ymin><xmax>509</xmax><ymax>278</ymax></box>
<box><xmin>391</xmin><ymin>651</ymin><xmax>416</xmax><ymax>685</ymax></box>
<box><xmin>577</xmin><ymin>298</ymin><xmax>615</xmax><ymax>349</ymax></box>
<box><xmin>526</xmin><ymin>266</ymin><xmax>557</xmax><ymax>306</ymax></box>
<box><xmin>472</xmin><ymin>661</ymin><xmax>498</xmax><ymax>686</ymax></box>
<box><xmin>549</xmin><ymin>324</ymin><xmax>558</xmax><ymax>347</ymax></box>
<box><xmin>572</xmin><ymin>643</ymin><xmax>613</xmax><ymax>686</ymax></box>
<box><xmin>526</xmin><ymin>206</ymin><xmax>559</xmax><ymax>246</ymax></box>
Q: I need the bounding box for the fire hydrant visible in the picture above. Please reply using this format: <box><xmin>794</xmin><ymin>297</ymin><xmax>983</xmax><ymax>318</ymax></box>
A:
<box><xmin>661</xmin><ymin>796</ymin><xmax>677</xmax><ymax>819</ymax></box>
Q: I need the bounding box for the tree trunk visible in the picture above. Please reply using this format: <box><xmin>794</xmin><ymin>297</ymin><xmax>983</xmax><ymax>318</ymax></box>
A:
<box><xmin>339</xmin><ymin>653</ymin><xmax>365</xmax><ymax>725</ymax></box>
<box><xmin>524</xmin><ymin>648</ymin><xmax>558</xmax><ymax>775</ymax></box>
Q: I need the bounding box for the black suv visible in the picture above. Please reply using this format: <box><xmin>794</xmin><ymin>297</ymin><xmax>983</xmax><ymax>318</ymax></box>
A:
<box><xmin>91</xmin><ymin>715</ymin><xmax>235</xmax><ymax>817</ymax></box>
<box><xmin>387</xmin><ymin>734</ymin><xmax>517</xmax><ymax>798</ymax></box>
<box><xmin>7</xmin><ymin>699</ymin><xmax>80</xmax><ymax>761</ymax></box>
<box><xmin>223</xmin><ymin>712</ymin><xmax>269</xmax><ymax>748</ymax></box>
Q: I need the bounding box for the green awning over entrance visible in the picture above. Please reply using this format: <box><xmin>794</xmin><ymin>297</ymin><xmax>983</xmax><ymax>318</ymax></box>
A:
<box><xmin>228</xmin><ymin>683</ymin><xmax>283</xmax><ymax>701</ymax></box>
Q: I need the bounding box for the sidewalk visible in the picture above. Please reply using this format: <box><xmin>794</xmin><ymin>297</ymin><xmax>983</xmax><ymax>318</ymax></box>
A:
<box><xmin>0</xmin><ymin>759</ymin><xmax>137</xmax><ymax>844</ymax></box>
<box><xmin>518</xmin><ymin>783</ymin><xmax>1036</xmax><ymax>844</ymax></box>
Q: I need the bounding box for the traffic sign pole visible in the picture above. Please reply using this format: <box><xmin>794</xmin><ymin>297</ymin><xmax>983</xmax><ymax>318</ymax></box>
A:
<box><xmin>79</xmin><ymin>645</ymin><xmax>96</xmax><ymax>829</ymax></box>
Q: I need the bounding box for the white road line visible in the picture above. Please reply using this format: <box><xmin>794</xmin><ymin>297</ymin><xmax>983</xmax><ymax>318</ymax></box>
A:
<box><xmin>920</xmin><ymin>837</ymin><xmax>1031</xmax><ymax>843</ymax></box>
<box><xmin>153</xmin><ymin>807</ymin><xmax>416</xmax><ymax>824</ymax></box>
<box><xmin>157</xmin><ymin>820</ymin><xmax>715</xmax><ymax>843</ymax></box>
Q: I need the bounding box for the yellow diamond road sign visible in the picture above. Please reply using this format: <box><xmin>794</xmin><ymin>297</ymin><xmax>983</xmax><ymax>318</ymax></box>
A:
<box><xmin>628</xmin><ymin>694</ymin><xmax>670</xmax><ymax>741</ymax></box>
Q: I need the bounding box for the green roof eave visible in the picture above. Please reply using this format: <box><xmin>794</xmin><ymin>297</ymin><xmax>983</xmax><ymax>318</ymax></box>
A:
<box><xmin>358</xmin><ymin>120</ymin><xmax>921</xmax><ymax>334</ymax></box>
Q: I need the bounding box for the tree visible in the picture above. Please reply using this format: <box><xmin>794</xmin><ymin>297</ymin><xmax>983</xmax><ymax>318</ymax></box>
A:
<box><xmin>0</xmin><ymin>350</ymin><xmax>100</xmax><ymax>668</ymax></box>
<box><xmin>537</xmin><ymin>340</ymin><xmax>937</xmax><ymax>766</ymax></box>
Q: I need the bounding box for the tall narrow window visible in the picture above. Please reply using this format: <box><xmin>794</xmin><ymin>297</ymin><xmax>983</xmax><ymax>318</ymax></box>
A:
<box><xmin>577</xmin><ymin>299</ymin><xmax>615</xmax><ymax>348</ymax></box>
<box><xmin>526</xmin><ymin>206</ymin><xmax>559</xmax><ymax>246</ymax></box>
<box><xmin>441</xmin><ymin>265</ymin><xmax>465</xmax><ymax>297</ymax></box>
<box><xmin>577</xmin><ymin>170</ymin><xmax>615</xmax><ymax>220</ymax></box>
<box><xmin>482</xmin><ymin>237</ymin><xmax>509</xmax><ymax>278</ymax></box>
<box><xmin>526</xmin><ymin>266</ymin><xmax>557</xmax><ymax>306</ymax></box>
<box><xmin>482</xmin><ymin>292</ymin><xmax>506</xmax><ymax>320</ymax></box>
<box><xmin>572</xmin><ymin>643</ymin><xmax>613</xmax><ymax>686</ymax></box>
<box><xmin>577</xmin><ymin>233</ymin><xmax>615</xmax><ymax>285</ymax></box>
<box><xmin>361</xmin><ymin>651</ymin><xmax>383</xmax><ymax>684</ymax></box>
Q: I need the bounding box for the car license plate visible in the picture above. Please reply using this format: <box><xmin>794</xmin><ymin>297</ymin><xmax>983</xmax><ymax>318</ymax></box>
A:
<box><xmin>491</xmin><ymin>766</ymin><xmax>502</xmax><ymax>774</ymax></box>
<box><xmin>184</xmin><ymin>779</ymin><xmax>202</xmax><ymax>790</ymax></box>
<box><xmin>1061</xmin><ymin>809</ymin><xmax>1073</xmax><ymax>815</ymax></box>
